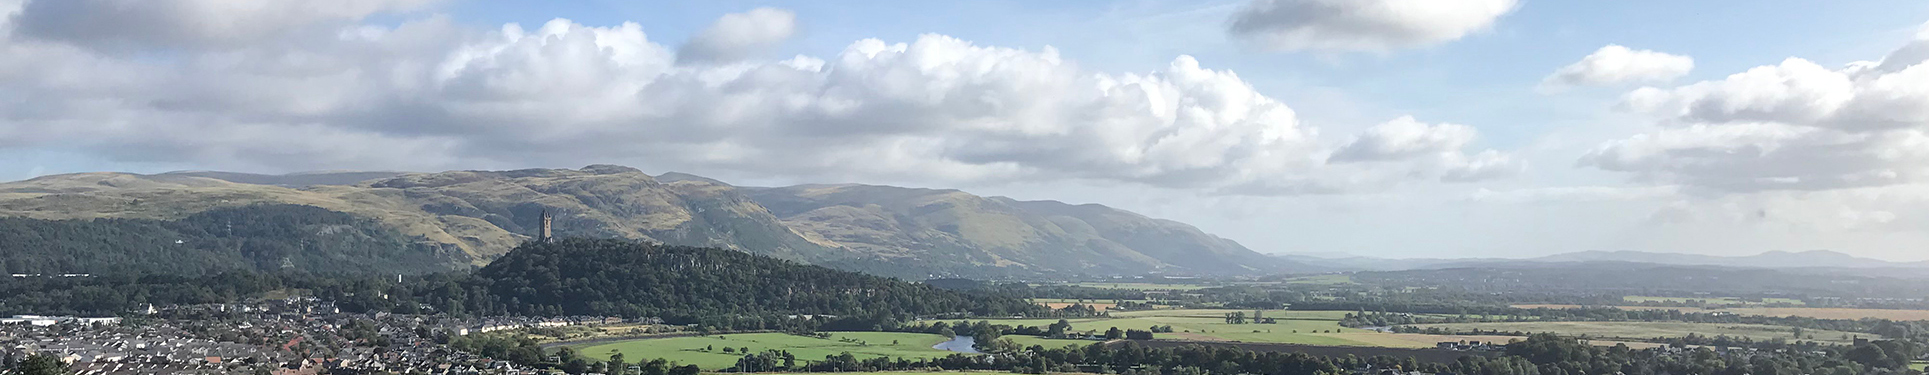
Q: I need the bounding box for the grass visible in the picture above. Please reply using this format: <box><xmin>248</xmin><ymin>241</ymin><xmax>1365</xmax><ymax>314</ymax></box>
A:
<box><xmin>1283</xmin><ymin>274</ymin><xmax>1354</xmax><ymax>285</ymax></box>
<box><xmin>1063</xmin><ymin>282</ymin><xmax>1215</xmax><ymax>290</ymax></box>
<box><xmin>574</xmin><ymin>332</ymin><xmax>957</xmax><ymax>370</ymax></box>
<box><xmin>1911</xmin><ymin>361</ymin><xmax>1926</xmax><ymax>371</ymax></box>
<box><xmin>1509</xmin><ymin>305</ymin><xmax>1929</xmax><ymax>321</ymax></box>
<box><xmin>1410</xmin><ymin>321</ymin><xmax>1874</xmax><ymax>344</ymax></box>
<box><xmin>1623</xmin><ymin>296</ymin><xmax>1807</xmax><ymax>306</ymax></box>
<box><xmin>968</xmin><ymin>309</ymin><xmax>1378</xmax><ymax>347</ymax></box>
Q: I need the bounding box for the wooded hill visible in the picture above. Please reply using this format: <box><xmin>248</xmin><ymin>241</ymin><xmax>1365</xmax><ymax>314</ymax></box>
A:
<box><xmin>439</xmin><ymin>239</ymin><xmax>1045</xmax><ymax>319</ymax></box>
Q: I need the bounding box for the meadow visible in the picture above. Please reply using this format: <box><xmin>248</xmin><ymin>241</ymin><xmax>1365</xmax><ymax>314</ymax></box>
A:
<box><xmin>1510</xmin><ymin>305</ymin><xmax>1929</xmax><ymax>321</ymax></box>
<box><xmin>1409</xmin><ymin>321</ymin><xmax>1875</xmax><ymax>344</ymax></box>
<box><xmin>1622</xmin><ymin>296</ymin><xmax>1806</xmax><ymax>306</ymax></box>
<box><xmin>970</xmin><ymin>309</ymin><xmax>1418</xmax><ymax>348</ymax></box>
<box><xmin>1064</xmin><ymin>282</ymin><xmax>1215</xmax><ymax>290</ymax></box>
<box><xmin>572</xmin><ymin>332</ymin><xmax>958</xmax><ymax>370</ymax></box>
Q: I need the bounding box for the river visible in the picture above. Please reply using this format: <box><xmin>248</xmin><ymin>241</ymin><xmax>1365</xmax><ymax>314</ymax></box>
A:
<box><xmin>931</xmin><ymin>335</ymin><xmax>979</xmax><ymax>353</ymax></box>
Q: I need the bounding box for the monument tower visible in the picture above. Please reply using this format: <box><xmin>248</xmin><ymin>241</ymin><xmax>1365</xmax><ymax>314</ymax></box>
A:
<box><xmin>538</xmin><ymin>209</ymin><xmax>554</xmax><ymax>243</ymax></box>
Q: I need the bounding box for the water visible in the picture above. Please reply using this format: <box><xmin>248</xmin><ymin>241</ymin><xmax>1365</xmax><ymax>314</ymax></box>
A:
<box><xmin>932</xmin><ymin>335</ymin><xmax>979</xmax><ymax>353</ymax></box>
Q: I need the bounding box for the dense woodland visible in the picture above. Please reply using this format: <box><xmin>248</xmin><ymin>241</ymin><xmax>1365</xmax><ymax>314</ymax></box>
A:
<box><xmin>0</xmin><ymin>204</ymin><xmax>464</xmax><ymax>275</ymax></box>
<box><xmin>0</xmin><ymin>238</ymin><xmax>1048</xmax><ymax>326</ymax></box>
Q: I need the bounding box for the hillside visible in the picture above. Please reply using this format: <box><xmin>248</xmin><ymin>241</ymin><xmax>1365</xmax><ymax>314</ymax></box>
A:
<box><xmin>0</xmin><ymin>204</ymin><xmax>465</xmax><ymax>275</ymax></box>
<box><xmin>452</xmin><ymin>239</ymin><xmax>1044</xmax><ymax>318</ymax></box>
<box><xmin>744</xmin><ymin>184</ymin><xmax>1306</xmax><ymax>276</ymax></box>
<box><xmin>0</xmin><ymin>166</ymin><xmax>1294</xmax><ymax>278</ymax></box>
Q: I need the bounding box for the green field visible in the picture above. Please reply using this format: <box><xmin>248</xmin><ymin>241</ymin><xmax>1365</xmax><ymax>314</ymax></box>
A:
<box><xmin>1284</xmin><ymin>274</ymin><xmax>1354</xmax><ymax>285</ymax></box>
<box><xmin>1063</xmin><ymin>282</ymin><xmax>1216</xmax><ymax>290</ymax></box>
<box><xmin>1623</xmin><ymin>296</ymin><xmax>1806</xmax><ymax>306</ymax></box>
<box><xmin>574</xmin><ymin>332</ymin><xmax>959</xmax><ymax>370</ymax></box>
<box><xmin>963</xmin><ymin>309</ymin><xmax>1378</xmax><ymax>347</ymax></box>
<box><xmin>1409</xmin><ymin>321</ymin><xmax>1871</xmax><ymax>344</ymax></box>
<box><xmin>1911</xmin><ymin>361</ymin><xmax>1926</xmax><ymax>371</ymax></box>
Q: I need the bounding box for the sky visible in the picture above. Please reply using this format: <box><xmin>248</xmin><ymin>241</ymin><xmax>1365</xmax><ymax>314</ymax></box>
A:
<box><xmin>3</xmin><ymin>0</ymin><xmax>1929</xmax><ymax>261</ymax></box>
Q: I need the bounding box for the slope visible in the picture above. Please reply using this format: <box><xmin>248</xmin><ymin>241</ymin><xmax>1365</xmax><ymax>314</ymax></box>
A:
<box><xmin>744</xmin><ymin>184</ymin><xmax>1306</xmax><ymax>276</ymax></box>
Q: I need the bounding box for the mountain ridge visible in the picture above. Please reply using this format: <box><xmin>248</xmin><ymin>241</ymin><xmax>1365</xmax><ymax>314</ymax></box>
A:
<box><xmin>0</xmin><ymin>166</ymin><xmax>1302</xmax><ymax>278</ymax></box>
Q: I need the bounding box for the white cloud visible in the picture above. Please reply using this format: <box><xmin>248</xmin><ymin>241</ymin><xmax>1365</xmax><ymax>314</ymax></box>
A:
<box><xmin>1583</xmin><ymin>31</ymin><xmax>1929</xmax><ymax>193</ymax></box>
<box><xmin>8</xmin><ymin>0</ymin><xmax>437</xmax><ymax>49</ymax></box>
<box><xmin>0</xmin><ymin>5</ymin><xmax>1517</xmax><ymax>195</ymax></box>
<box><xmin>1541</xmin><ymin>45</ymin><xmax>1693</xmax><ymax>91</ymax></box>
<box><xmin>1329</xmin><ymin>116</ymin><xmax>1520</xmax><ymax>182</ymax></box>
<box><xmin>1227</xmin><ymin>0</ymin><xmax>1517</xmax><ymax>52</ymax></box>
<box><xmin>677</xmin><ymin>7</ymin><xmax>797</xmax><ymax>65</ymax></box>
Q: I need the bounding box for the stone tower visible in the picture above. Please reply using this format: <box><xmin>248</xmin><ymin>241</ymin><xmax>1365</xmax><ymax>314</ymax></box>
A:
<box><xmin>538</xmin><ymin>209</ymin><xmax>554</xmax><ymax>243</ymax></box>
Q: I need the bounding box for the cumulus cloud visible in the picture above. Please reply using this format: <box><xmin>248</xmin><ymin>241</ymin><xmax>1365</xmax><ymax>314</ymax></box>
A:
<box><xmin>1228</xmin><ymin>0</ymin><xmax>1517</xmax><ymax>52</ymax></box>
<box><xmin>676</xmin><ymin>7</ymin><xmax>796</xmax><ymax>65</ymax></box>
<box><xmin>8</xmin><ymin>0</ymin><xmax>436</xmax><ymax>49</ymax></box>
<box><xmin>1330</xmin><ymin>117</ymin><xmax>1520</xmax><ymax>182</ymax></box>
<box><xmin>0</xmin><ymin>4</ymin><xmax>1516</xmax><ymax>195</ymax></box>
<box><xmin>1582</xmin><ymin>31</ymin><xmax>1929</xmax><ymax>193</ymax></box>
<box><xmin>1541</xmin><ymin>45</ymin><xmax>1693</xmax><ymax>91</ymax></box>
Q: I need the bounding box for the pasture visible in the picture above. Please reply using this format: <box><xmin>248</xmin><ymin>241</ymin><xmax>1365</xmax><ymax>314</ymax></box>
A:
<box><xmin>572</xmin><ymin>332</ymin><xmax>956</xmax><ymax>370</ymax></box>
<box><xmin>1622</xmin><ymin>296</ymin><xmax>1806</xmax><ymax>306</ymax></box>
<box><xmin>1410</xmin><ymin>321</ymin><xmax>1874</xmax><ymax>344</ymax></box>
<box><xmin>973</xmin><ymin>309</ymin><xmax>1411</xmax><ymax>348</ymax></box>
<box><xmin>1065</xmin><ymin>282</ymin><xmax>1215</xmax><ymax>290</ymax></box>
<box><xmin>1509</xmin><ymin>305</ymin><xmax>1929</xmax><ymax>321</ymax></box>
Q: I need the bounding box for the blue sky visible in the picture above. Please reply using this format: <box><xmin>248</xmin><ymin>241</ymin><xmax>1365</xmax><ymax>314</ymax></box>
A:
<box><xmin>5</xmin><ymin>0</ymin><xmax>1929</xmax><ymax>260</ymax></box>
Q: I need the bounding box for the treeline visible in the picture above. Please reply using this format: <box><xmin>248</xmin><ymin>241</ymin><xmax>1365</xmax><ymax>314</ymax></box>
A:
<box><xmin>0</xmin><ymin>204</ymin><xmax>465</xmax><ymax>276</ymax></box>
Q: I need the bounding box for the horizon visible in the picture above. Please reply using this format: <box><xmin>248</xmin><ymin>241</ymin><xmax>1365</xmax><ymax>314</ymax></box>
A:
<box><xmin>5</xmin><ymin>0</ymin><xmax>1929</xmax><ymax>262</ymax></box>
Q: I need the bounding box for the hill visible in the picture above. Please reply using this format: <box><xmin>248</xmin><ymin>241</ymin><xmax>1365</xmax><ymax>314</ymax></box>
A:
<box><xmin>448</xmin><ymin>239</ymin><xmax>1045</xmax><ymax>318</ymax></box>
<box><xmin>0</xmin><ymin>204</ymin><xmax>466</xmax><ymax>275</ymax></box>
<box><xmin>744</xmin><ymin>184</ymin><xmax>1308</xmax><ymax>276</ymax></box>
<box><xmin>0</xmin><ymin>166</ymin><xmax>1290</xmax><ymax>278</ymax></box>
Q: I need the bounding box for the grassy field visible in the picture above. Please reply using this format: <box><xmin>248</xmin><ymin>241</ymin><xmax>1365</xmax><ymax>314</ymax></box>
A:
<box><xmin>1911</xmin><ymin>361</ymin><xmax>1926</xmax><ymax>371</ymax></box>
<box><xmin>972</xmin><ymin>309</ymin><xmax>1407</xmax><ymax>348</ymax></box>
<box><xmin>573</xmin><ymin>332</ymin><xmax>958</xmax><ymax>370</ymax></box>
<box><xmin>1064</xmin><ymin>282</ymin><xmax>1215</xmax><ymax>290</ymax></box>
<box><xmin>1511</xmin><ymin>305</ymin><xmax>1929</xmax><ymax>321</ymax></box>
<box><xmin>1030</xmin><ymin>298</ymin><xmax>1161</xmax><ymax>310</ymax></box>
<box><xmin>1410</xmin><ymin>321</ymin><xmax>1874</xmax><ymax>344</ymax></box>
<box><xmin>1622</xmin><ymin>296</ymin><xmax>1806</xmax><ymax>306</ymax></box>
<box><xmin>1283</xmin><ymin>274</ymin><xmax>1354</xmax><ymax>285</ymax></box>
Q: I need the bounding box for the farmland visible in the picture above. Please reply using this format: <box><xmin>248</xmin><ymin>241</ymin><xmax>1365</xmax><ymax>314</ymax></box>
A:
<box><xmin>1622</xmin><ymin>296</ymin><xmax>1807</xmax><ymax>306</ymax></box>
<box><xmin>1408</xmin><ymin>321</ymin><xmax>1875</xmax><ymax>344</ymax></box>
<box><xmin>1064</xmin><ymin>282</ymin><xmax>1216</xmax><ymax>290</ymax></box>
<box><xmin>571</xmin><ymin>332</ymin><xmax>958</xmax><ymax>370</ymax></box>
<box><xmin>970</xmin><ymin>309</ymin><xmax>1476</xmax><ymax>348</ymax></box>
<box><xmin>1510</xmin><ymin>305</ymin><xmax>1929</xmax><ymax>321</ymax></box>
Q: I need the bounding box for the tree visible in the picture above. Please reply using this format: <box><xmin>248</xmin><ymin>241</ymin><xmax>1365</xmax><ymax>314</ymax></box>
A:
<box><xmin>608</xmin><ymin>353</ymin><xmax>628</xmax><ymax>375</ymax></box>
<box><xmin>17</xmin><ymin>353</ymin><xmax>68</xmax><ymax>375</ymax></box>
<box><xmin>1105</xmin><ymin>327</ymin><xmax>1124</xmax><ymax>340</ymax></box>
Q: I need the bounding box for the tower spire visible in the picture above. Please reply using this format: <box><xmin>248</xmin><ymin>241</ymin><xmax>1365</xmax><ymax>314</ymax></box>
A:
<box><xmin>539</xmin><ymin>209</ymin><xmax>554</xmax><ymax>243</ymax></box>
